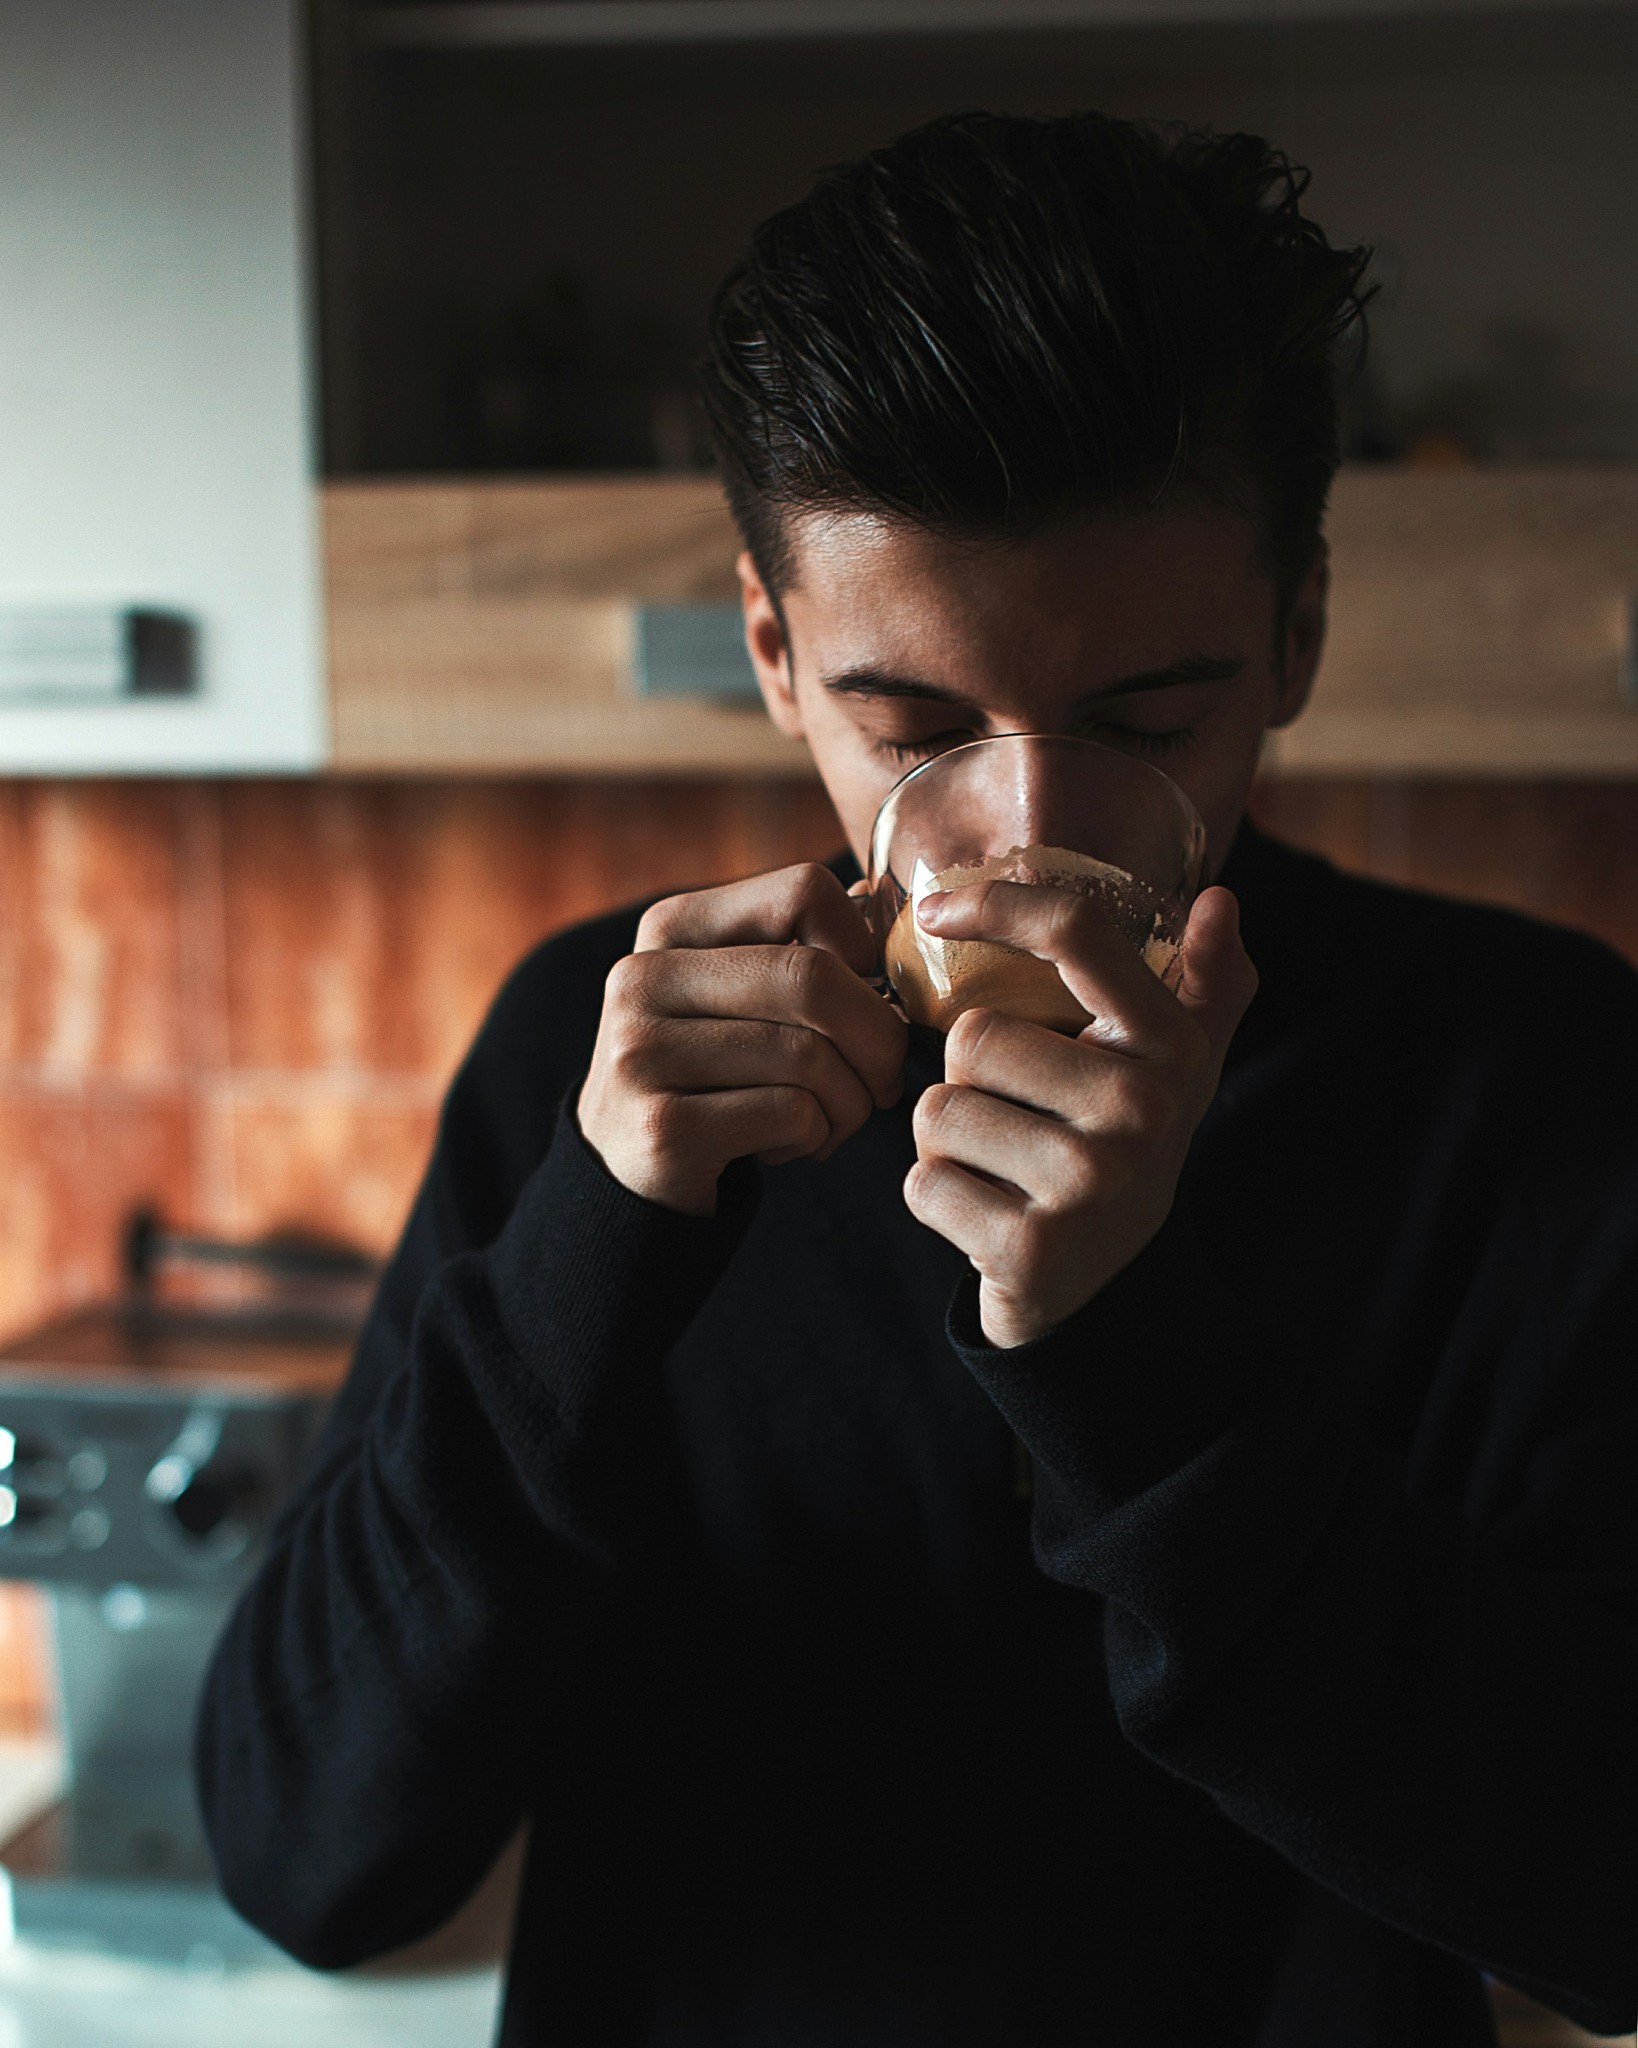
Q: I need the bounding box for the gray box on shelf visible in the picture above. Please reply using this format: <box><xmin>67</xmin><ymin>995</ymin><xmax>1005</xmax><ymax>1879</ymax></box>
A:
<box><xmin>634</xmin><ymin>603</ymin><xmax>761</xmax><ymax>703</ymax></box>
<box><xmin>0</xmin><ymin>608</ymin><xmax>196</xmax><ymax>706</ymax></box>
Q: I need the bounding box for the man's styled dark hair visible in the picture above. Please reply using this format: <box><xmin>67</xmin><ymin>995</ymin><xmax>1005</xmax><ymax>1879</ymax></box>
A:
<box><xmin>699</xmin><ymin>109</ymin><xmax>1373</xmax><ymax>620</ymax></box>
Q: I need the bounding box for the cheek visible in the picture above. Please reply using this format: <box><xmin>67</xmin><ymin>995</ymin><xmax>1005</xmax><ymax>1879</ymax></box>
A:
<box><xmin>1180</xmin><ymin>710</ymin><xmax>1276</xmax><ymax>871</ymax></box>
<box><xmin>798</xmin><ymin>711</ymin><xmax>900</xmax><ymax>866</ymax></box>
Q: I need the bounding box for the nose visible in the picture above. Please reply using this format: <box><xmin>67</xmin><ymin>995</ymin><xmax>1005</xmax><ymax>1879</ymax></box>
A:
<box><xmin>998</xmin><ymin>733</ymin><xmax>1077</xmax><ymax>847</ymax></box>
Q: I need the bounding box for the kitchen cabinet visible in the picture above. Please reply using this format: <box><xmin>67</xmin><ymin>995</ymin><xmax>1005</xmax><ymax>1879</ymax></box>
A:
<box><xmin>315</xmin><ymin>0</ymin><xmax>1638</xmax><ymax>481</ymax></box>
<box><xmin>311</xmin><ymin>0</ymin><xmax>1638</xmax><ymax>778</ymax></box>
<box><xmin>325</xmin><ymin>467</ymin><xmax>1638</xmax><ymax>777</ymax></box>
<box><xmin>325</xmin><ymin>475</ymin><xmax>807</xmax><ymax>774</ymax></box>
<box><xmin>0</xmin><ymin>0</ymin><xmax>324</xmax><ymax>773</ymax></box>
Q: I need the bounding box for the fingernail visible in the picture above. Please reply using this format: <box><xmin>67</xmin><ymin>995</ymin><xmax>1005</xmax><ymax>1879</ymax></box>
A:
<box><xmin>917</xmin><ymin>891</ymin><xmax>950</xmax><ymax>925</ymax></box>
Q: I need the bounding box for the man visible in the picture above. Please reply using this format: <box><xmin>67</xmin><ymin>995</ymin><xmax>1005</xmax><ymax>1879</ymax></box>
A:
<box><xmin>197</xmin><ymin>112</ymin><xmax>1634</xmax><ymax>2044</ymax></box>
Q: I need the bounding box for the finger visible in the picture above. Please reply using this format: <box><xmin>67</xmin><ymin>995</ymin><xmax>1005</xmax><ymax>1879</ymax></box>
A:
<box><xmin>941</xmin><ymin>1005</ymin><xmax>1132</xmax><ymax>1122</ymax></box>
<box><xmin>637</xmin><ymin>862</ymin><xmax>877</xmax><ymax>979</ymax></box>
<box><xmin>913</xmin><ymin>1081</ymin><xmax>1092</xmax><ymax>1207</ymax></box>
<box><xmin>902</xmin><ymin>1153</ymin><xmax>1028</xmax><ymax>1272</ymax></box>
<box><xmin>665</xmin><ymin>1084</ymin><xmax>832</xmax><ymax>1173</ymax></box>
<box><xmin>916</xmin><ymin>880</ymin><xmax>1175</xmax><ymax>1054</ymax></box>
<box><xmin>621</xmin><ymin>944</ymin><xmax>906</xmax><ymax>1109</ymax></box>
<box><xmin>620</xmin><ymin>1016</ymin><xmax>875</xmax><ymax>1158</ymax></box>
<box><xmin>1174</xmin><ymin>886</ymin><xmax>1259</xmax><ymax>1070</ymax></box>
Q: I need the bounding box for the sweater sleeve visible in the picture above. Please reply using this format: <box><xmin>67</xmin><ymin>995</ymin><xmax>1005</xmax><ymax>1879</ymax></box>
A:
<box><xmin>948</xmin><ymin>1163</ymin><xmax>1636</xmax><ymax>2035</ymax></box>
<box><xmin>194</xmin><ymin>940</ymin><xmax>756</xmax><ymax>1969</ymax></box>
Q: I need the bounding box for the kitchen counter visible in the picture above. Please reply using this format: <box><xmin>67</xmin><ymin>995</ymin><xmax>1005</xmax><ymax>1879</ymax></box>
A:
<box><xmin>0</xmin><ymin>1942</ymin><xmax>501</xmax><ymax>2047</ymax></box>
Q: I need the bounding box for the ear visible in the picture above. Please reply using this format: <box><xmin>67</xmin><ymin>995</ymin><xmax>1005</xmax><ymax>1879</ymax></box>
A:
<box><xmin>738</xmin><ymin>551</ymin><xmax>805</xmax><ymax>740</ymax></box>
<box><xmin>1269</xmin><ymin>545</ymin><xmax>1328</xmax><ymax>730</ymax></box>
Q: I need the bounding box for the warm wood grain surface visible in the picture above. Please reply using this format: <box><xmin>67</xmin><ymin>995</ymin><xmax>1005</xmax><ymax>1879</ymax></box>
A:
<box><xmin>325</xmin><ymin>468</ymin><xmax>1638</xmax><ymax>776</ymax></box>
<box><xmin>1267</xmin><ymin>467</ymin><xmax>1638</xmax><ymax>773</ymax></box>
<box><xmin>326</xmin><ymin>476</ymin><xmax>812</xmax><ymax>773</ymax></box>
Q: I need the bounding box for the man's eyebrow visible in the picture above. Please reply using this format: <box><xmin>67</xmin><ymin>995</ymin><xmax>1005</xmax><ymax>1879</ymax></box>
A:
<box><xmin>1079</xmin><ymin>654</ymin><xmax>1247</xmax><ymax>702</ymax></box>
<box><xmin>820</xmin><ymin>668</ymin><xmax>971</xmax><ymax>706</ymax></box>
<box><xmin>819</xmin><ymin>654</ymin><xmax>1246</xmax><ymax>708</ymax></box>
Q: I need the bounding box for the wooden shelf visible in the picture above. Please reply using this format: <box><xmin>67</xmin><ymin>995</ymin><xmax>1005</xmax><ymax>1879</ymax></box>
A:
<box><xmin>325</xmin><ymin>476</ymin><xmax>812</xmax><ymax>776</ymax></box>
<box><xmin>324</xmin><ymin>467</ymin><xmax>1638</xmax><ymax>778</ymax></box>
<box><xmin>1265</xmin><ymin>467</ymin><xmax>1638</xmax><ymax>776</ymax></box>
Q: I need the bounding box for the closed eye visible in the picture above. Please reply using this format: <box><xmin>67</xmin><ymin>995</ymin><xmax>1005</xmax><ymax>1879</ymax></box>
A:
<box><xmin>1092</xmin><ymin>724</ymin><xmax>1196</xmax><ymax>758</ymax></box>
<box><xmin>871</xmin><ymin>729</ymin><xmax>976</xmax><ymax>765</ymax></box>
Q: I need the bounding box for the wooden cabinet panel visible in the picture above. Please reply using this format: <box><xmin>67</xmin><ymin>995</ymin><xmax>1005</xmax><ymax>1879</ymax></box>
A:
<box><xmin>326</xmin><ymin>470</ymin><xmax>1638</xmax><ymax>777</ymax></box>
<box><xmin>326</xmin><ymin>477</ymin><xmax>811</xmax><ymax>774</ymax></box>
<box><xmin>326</xmin><ymin>476</ymin><xmax>741</xmax><ymax>605</ymax></box>
<box><xmin>1266</xmin><ymin>468</ymin><xmax>1638</xmax><ymax>774</ymax></box>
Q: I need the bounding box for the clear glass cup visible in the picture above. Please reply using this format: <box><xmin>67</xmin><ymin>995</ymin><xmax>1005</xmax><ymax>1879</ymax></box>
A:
<box><xmin>865</xmin><ymin>733</ymin><xmax>1209</xmax><ymax>1034</ymax></box>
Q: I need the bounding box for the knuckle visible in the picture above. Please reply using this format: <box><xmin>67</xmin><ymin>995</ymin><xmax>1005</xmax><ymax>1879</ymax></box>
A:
<box><xmin>604</xmin><ymin>951</ymin><xmax>654</xmax><ymax>1011</ymax></box>
<box><xmin>902</xmin><ymin>1156</ymin><xmax>943</xmax><ymax>1214</ymax></box>
<box><xmin>780</xmin><ymin>943</ymin><xmax>829</xmax><ymax>1006</ymax></box>
<box><xmin>997</xmin><ymin>1208</ymin><xmax>1047</xmax><ymax>1288</ymax></box>
<box><xmin>1052</xmin><ymin>1134</ymin><xmax>1103</xmax><ymax>1209</ymax></box>
<box><xmin>944</xmin><ymin>1005</ymin><xmax>998</xmax><ymax>1073</ymax></box>
<box><xmin>911</xmin><ymin>1083</ymin><xmax>961</xmax><ymax>1147</ymax></box>
<box><xmin>783</xmin><ymin>1023</ymin><xmax>829</xmax><ymax>1081</ymax></box>
<box><xmin>773</xmin><ymin>861</ymin><xmax>834</xmax><ymax>927</ymax></box>
<box><xmin>788</xmin><ymin>860</ymin><xmax>834</xmax><ymax>902</ymax></box>
<box><xmin>634</xmin><ymin>895</ymin><xmax>687</xmax><ymax>950</ymax></box>
<box><xmin>777</xmin><ymin>1085</ymin><xmax>829</xmax><ymax>1146</ymax></box>
<box><xmin>637</xmin><ymin>1089</ymin><xmax>687</xmax><ymax>1156</ymax></box>
<box><xmin>609</xmin><ymin>1011</ymin><xmax>666</xmax><ymax>1085</ymax></box>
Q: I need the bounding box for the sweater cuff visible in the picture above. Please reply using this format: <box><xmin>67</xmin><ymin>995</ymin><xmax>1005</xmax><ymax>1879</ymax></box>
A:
<box><xmin>486</xmin><ymin>1097</ymin><xmax>759</xmax><ymax>1401</ymax></box>
<box><xmin>947</xmin><ymin>1204</ymin><xmax>1272</xmax><ymax>1511</ymax></box>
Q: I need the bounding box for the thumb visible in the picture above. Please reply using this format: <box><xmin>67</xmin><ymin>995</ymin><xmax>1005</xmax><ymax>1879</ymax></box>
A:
<box><xmin>1175</xmin><ymin>886</ymin><xmax>1258</xmax><ymax>1067</ymax></box>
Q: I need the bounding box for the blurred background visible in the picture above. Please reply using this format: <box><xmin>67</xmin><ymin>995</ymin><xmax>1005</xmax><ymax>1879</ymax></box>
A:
<box><xmin>0</xmin><ymin>0</ymin><xmax>1634</xmax><ymax>2041</ymax></box>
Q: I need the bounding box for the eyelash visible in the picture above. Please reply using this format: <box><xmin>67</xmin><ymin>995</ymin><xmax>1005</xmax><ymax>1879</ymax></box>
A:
<box><xmin>873</xmin><ymin>731</ymin><xmax>971</xmax><ymax>765</ymax></box>
<box><xmin>1111</xmin><ymin>726</ymin><xmax>1196</xmax><ymax>758</ymax></box>
<box><xmin>872</xmin><ymin>725</ymin><xmax>1196</xmax><ymax>764</ymax></box>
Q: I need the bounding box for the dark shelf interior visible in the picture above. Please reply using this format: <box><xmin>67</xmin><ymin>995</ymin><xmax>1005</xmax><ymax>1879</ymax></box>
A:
<box><xmin>309</xmin><ymin>5</ymin><xmax>1638</xmax><ymax>478</ymax></box>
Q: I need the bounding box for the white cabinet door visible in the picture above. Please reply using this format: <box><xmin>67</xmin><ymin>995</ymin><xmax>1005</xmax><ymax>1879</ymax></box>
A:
<box><xmin>0</xmin><ymin>0</ymin><xmax>323</xmax><ymax>772</ymax></box>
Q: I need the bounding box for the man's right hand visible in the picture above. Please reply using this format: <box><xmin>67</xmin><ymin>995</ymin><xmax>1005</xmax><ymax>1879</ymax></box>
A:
<box><xmin>577</xmin><ymin>863</ymin><xmax>908</xmax><ymax>1216</ymax></box>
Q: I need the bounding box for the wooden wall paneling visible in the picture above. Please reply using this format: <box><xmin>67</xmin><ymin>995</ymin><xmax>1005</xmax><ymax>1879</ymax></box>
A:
<box><xmin>1248</xmin><ymin>776</ymin><xmax>1376</xmax><ymax>876</ymax></box>
<box><xmin>1360</xmin><ymin>780</ymin><xmax>1638</xmax><ymax>964</ymax></box>
<box><xmin>1252</xmin><ymin>777</ymin><xmax>1638</xmax><ymax>966</ymax></box>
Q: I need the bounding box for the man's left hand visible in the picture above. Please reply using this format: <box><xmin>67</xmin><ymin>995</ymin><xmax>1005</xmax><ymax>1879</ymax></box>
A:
<box><xmin>904</xmin><ymin>882</ymin><xmax>1257</xmax><ymax>1349</ymax></box>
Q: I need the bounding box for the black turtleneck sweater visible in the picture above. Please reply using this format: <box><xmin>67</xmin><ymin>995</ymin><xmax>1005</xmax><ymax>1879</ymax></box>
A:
<box><xmin>195</xmin><ymin>825</ymin><xmax>1636</xmax><ymax>2045</ymax></box>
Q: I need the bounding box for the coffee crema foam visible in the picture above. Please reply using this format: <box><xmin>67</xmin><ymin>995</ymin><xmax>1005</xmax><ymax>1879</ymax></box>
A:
<box><xmin>883</xmin><ymin>843</ymin><xmax>1180</xmax><ymax>1034</ymax></box>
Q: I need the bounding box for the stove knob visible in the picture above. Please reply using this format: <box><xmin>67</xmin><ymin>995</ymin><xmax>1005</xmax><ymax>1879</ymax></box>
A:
<box><xmin>145</xmin><ymin>1408</ymin><xmax>267</xmax><ymax>1566</ymax></box>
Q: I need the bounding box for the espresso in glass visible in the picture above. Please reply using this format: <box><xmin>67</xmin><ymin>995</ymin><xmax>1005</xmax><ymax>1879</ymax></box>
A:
<box><xmin>866</xmin><ymin>736</ymin><xmax>1207</xmax><ymax>1035</ymax></box>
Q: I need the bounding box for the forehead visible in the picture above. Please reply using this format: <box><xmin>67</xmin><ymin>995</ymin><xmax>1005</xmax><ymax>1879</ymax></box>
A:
<box><xmin>782</xmin><ymin>506</ymin><xmax>1274</xmax><ymax>695</ymax></box>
